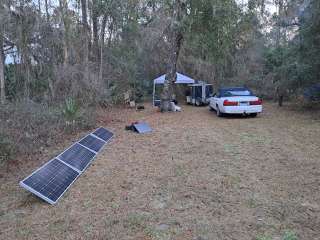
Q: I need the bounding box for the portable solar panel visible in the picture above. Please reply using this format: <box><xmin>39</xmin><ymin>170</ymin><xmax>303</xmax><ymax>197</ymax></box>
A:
<box><xmin>58</xmin><ymin>143</ymin><xmax>96</xmax><ymax>172</ymax></box>
<box><xmin>20</xmin><ymin>159</ymin><xmax>79</xmax><ymax>205</ymax></box>
<box><xmin>92</xmin><ymin>127</ymin><xmax>113</xmax><ymax>142</ymax></box>
<box><xmin>79</xmin><ymin>134</ymin><xmax>105</xmax><ymax>153</ymax></box>
<box><xmin>133</xmin><ymin>122</ymin><xmax>152</xmax><ymax>133</ymax></box>
<box><xmin>20</xmin><ymin>126</ymin><xmax>114</xmax><ymax>205</ymax></box>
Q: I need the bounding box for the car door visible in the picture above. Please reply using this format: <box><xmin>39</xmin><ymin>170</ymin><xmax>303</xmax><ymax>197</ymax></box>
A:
<box><xmin>210</xmin><ymin>93</ymin><xmax>218</xmax><ymax>110</ymax></box>
<box><xmin>215</xmin><ymin>93</ymin><xmax>222</xmax><ymax>109</ymax></box>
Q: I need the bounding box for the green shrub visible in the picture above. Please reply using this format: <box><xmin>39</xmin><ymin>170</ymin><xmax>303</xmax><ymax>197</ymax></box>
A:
<box><xmin>62</xmin><ymin>98</ymin><xmax>79</xmax><ymax>124</ymax></box>
<box><xmin>62</xmin><ymin>98</ymin><xmax>96</xmax><ymax>132</ymax></box>
<box><xmin>0</xmin><ymin>101</ymin><xmax>64</xmax><ymax>156</ymax></box>
<box><xmin>256</xmin><ymin>234</ymin><xmax>272</xmax><ymax>240</ymax></box>
<box><xmin>0</xmin><ymin>101</ymin><xmax>96</xmax><ymax>163</ymax></box>
<box><xmin>0</xmin><ymin>133</ymin><xmax>15</xmax><ymax>165</ymax></box>
<box><xmin>282</xmin><ymin>230</ymin><xmax>298</xmax><ymax>240</ymax></box>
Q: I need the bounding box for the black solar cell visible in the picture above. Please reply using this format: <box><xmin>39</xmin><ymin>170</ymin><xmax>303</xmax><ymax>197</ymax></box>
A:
<box><xmin>58</xmin><ymin>143</ymin><xmax>96</xmax><ymax>172</ymax></box>
<box><xmin>21</xmin><ymin>159</ymin><xmax>79</xmax><ymax>204</ymax></box>
<box><xmin>79</xmin><ymin>134</ymin><xmax>105</xmax><ymax>153</ymax></box>
<box><xmin>92</xmin><ymin>127</ymin><xmax>113</xmax><ymax>142</ymax></box>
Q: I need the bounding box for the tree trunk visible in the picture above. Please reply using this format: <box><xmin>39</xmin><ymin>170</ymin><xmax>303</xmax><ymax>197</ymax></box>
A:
<box><xmin>92</xmin><ymin>0</ymin><xmax>99</xmax><ymax>61</ymax></box>
<box><xmin>0</xmin><ymin>37</ymin><xmax>5</xmax><ymax>104</ymax></box>
<box><xmin>44</xmin><ymin>0</ymin><xmax>49</xmax><ymax>22</ymax></box>
<box><xmin>99</xmin><ymin>14</ymin><xmax>108</xmax><ymax>84</ymax></box>
<box><xmin>22</xmin><ymin>54</ymin><xmax>30</xmax><ymax>100</ymax></box>
<box><xmin>161</xmin><ymin>33</ymin><xmax>183</xmax><ymax>112</ymax></box>
<box><xmin>60</xmin><ymin>0</ymin><xmax>69</xmax><ymax>66</ymax></box>
<box><xmin>160</xmin><ymin>0</ymin><xmax>186</xmax><ymax>112</ymax></box>
<box><xmin>37</xmin><ymin>0</ymin><xmax>41</xmax><ymax>12</ymax></box>
<box><xmin>260</xmin><ymin>0</ymin><xmax>265</xmax><ymax>16</ymax></box>
<box><xmin>106</xmin><ymin>21</ymin><xmax>114</xmax><ymax>89</ymax></box>
<box><xmin>18</xmin><ymin>10</ymin><xmax>30</xmax><ymax>100</ymax></box>
<box><xmin>278</xmin><ymin>95</ymin><xmax>283</xmax><ymax>107</ymax></box>
<box><xmin>276</xmin><ymin>0</ymin><xmax>283</xmax><ymax>46</ymax></box>
<box><xmin>81</xmin><ymin>0</ymin><xmax>89</xmax><ymax>81</ymax></box>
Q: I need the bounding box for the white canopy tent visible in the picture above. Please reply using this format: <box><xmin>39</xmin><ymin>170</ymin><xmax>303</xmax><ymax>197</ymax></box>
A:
<box><xmin>152</xmin><ymin>72</ymin><xmax>196</xmax><ymax>106</ymax></box>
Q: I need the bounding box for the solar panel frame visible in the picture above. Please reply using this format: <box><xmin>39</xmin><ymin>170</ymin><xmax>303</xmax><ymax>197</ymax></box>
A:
<box><xmin>57</xmin><ymin>143</ymin><xmax>96</xmax><ymax>173</ymax></box>
<box><xmin>19</xmin><ymin>158</ymin><xmax>80</xmax><ymax>205</ymax></box>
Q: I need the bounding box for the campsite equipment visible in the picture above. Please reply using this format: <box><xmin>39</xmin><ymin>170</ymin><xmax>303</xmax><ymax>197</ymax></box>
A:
<box><xmin>170</xmin><ymin>102</ymin><xmax>181</xmax><ymax>112</ymax></box>
<box><xmin>152</xmin><ymin>72</ymin><xmax>196</xmax><ymax>106</ymax></box>
<box><xmin>130</xmin><ymin>101</ymin><xmax>136</xmax><ymax>107</ymax></box>
<box><xmin>133</xmin><ymin>122</ymin><xmax>152</xmax><ymax>133</ymax></box>
<box><xmin>136</xmin><ymin>105</ymin><xmax>145</xmax><ymax>110</ymax></box>
<box><xmin>124</xmin><ymin>90</ymin><xmax>135</xmax><ymax>108</ymax></box>
<box><xmin>124</xmin><ymin>91</ymin><xmax>131</xmax><ymax>105</ymax></box>
<box><xmin>19</xmin><ymin>127</ymin><xmax>113</xmax><ymax>205</ymax></box>
<box><xmin>187</xmin><ymin>82</ymin><xmax>213</xmax><ymax>106</ymax></box>
<box><xmin>304</xmin><ymin>83</ymin><xmax>320</xmax><ymax>101</ymax></box>
<box><xmin>125</xmin><ymin>121</ymin><xmax>152</xmax><ymax>133</ymax></box>
<box><xmin>124</xmin><ymin>89</ymin><xmax>144</xmax><ymax>108</ymax></box>
<box><xmin>125</xmin><ymin>121</ymin><xmax>139</xmax><ymax>131</ymax></box>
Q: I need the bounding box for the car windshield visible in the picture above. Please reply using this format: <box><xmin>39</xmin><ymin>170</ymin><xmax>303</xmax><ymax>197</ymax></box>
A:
<box><xmin>220</xmin><ymin>89</ymin><xmax>253</xmax><ymax>97</ymax></box>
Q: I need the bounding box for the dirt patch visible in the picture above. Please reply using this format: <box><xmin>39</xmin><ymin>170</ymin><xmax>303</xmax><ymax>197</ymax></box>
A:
<box><xmin>0</xmin><ymin>103</ymin><xmax>319</xmax><ymax>240</ymax></box>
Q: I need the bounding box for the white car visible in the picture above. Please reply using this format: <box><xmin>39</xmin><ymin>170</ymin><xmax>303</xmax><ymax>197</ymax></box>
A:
<box><xmin>209</xmin><ymin>87</ymin><xmax>262</xmax><ymax>117</ymax></box>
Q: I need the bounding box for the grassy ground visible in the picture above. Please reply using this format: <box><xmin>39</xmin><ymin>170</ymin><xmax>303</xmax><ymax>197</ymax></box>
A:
<box><xmin>0</xmin><ymin>102</ymin><xmax>319</xmax><ymax>240</ymax></box>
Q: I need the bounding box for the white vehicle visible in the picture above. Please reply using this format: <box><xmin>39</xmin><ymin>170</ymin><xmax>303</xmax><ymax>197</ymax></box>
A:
<box><xmin>209</xmin><ymin>87</ymin><xmax>262</xmax><ymax>117</ymax></box>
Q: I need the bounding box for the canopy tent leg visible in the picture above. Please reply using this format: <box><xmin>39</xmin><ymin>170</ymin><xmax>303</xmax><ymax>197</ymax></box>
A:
<box><xmin>152</xmin><ymin>82</ymin><xmax>155</xmax><ymax>106</ymax></box>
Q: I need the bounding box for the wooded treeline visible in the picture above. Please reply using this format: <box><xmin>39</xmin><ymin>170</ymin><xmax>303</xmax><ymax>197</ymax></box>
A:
<box><xmin>0</xmin><ymin>0</ymin><xmax>319</xmax><ymax>105</ymax></box>
<box><xmin>0</xmin><ymin>0</ymin><xmax>319</xmax><ymax>161</ymax></box>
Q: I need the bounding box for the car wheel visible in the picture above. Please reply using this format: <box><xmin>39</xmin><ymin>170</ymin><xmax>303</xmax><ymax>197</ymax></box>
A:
<box><xmin>216</xmin><ymin>106</ymin><xmax>223</xmax><ymax>117</ymax></box>
<box><xmin>250</xmin><ymin>113</ymin><xmax>257</xmax><ymax>117</ymax></box>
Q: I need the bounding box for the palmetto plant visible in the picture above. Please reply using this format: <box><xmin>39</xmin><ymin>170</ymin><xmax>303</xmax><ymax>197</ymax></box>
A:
<box><xmin>256</xmin><ymin>235</ymin><xmax>272</xmax><ymax>240</ymax></box>
<box><xmin>62</xmin><ymin>98</ymin><xmax>79</xmax><ymax>125</ymax></box>
<box><xmin>282</xmin><ymin>230</ymin><xmax>298</xmax><ymax>240</ymax></box>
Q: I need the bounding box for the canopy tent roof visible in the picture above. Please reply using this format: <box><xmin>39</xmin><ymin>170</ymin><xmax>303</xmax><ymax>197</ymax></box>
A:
<box><xmin>153</xmin><ymin>72</ymin><xmax>196</xmax><ymax>84</ymax></box>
